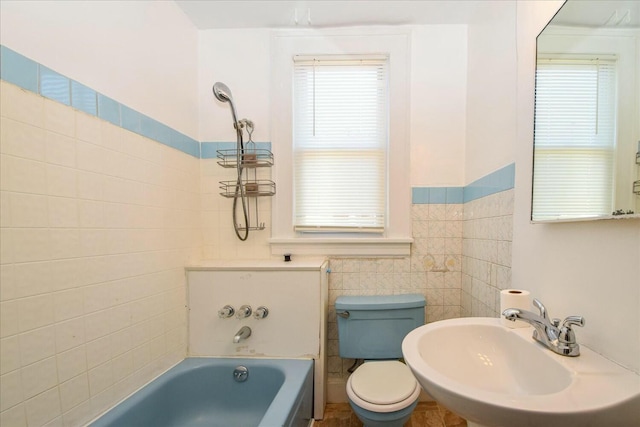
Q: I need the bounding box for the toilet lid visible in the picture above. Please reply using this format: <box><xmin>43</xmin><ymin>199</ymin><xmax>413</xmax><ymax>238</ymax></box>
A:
<box><xmin>350</xmin><ymin>361</ymin><xmax>418</xmax><ymax>405</ymax></box>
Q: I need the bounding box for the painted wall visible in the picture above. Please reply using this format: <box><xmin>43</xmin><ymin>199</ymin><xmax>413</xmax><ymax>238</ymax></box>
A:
<box><xmin>513</xmin><ymin>0</ymin><xmax>640</xmax><ymax>373</ymax></box>
<box><xmin>0</xmin><ymin>0</ymin><xmax>199</xmax><ymax>138</ymax></box>
<box><xmin>465</xmin><ymin>3</ymin><xmax>518</xmax><ymax>183</ymax></box>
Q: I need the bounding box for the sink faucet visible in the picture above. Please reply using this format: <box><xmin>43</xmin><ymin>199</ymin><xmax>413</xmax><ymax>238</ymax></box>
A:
<box><xmin>233</xmin><ymin>326</ymin><xmax>252</xmax><ymax>343</ymax></box>
<box><xmin>502</xmin><ymin>298</ymin><xmax>585</xmax><ymax>357</ymax></box>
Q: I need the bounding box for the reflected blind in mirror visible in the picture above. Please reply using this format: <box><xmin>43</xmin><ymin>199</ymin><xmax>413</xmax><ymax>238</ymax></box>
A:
<box><xmin>533</xmin><ymin>57</ymin><xmax>617</xmax><ymax>220</ymax></box>
<box><xmin>292</xmin><ymin>56</ymin><xmax>388</xmax><ymax>232</ymax></box>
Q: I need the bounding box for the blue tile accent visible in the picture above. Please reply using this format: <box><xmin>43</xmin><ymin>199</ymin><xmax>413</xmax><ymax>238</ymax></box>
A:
<box><xmin>446</xmin><ymin>187</ymin><xmax>464</xmax><ymax>204</ymax></box>
<box><xmin>97</xmin><ymin>94</ymin><xmax>120</xmax><ymax>126</ymax></box>
<box><xmin>71</xmin><ymin>80</ymin><xmax>97</xmax><ymax>115</ymax></box>
<box><xmin>0</xmin><ymin>45</ymin><xmax>39</xmax><ymax>92</ymax></box>
<box><xmin>39</xmin><ymin>66</ymin><xmax>70</xmax><ymax>105</ymax></box>
<box><xmin>170</xmin><ymin>129</ymin><xmax>200</xmax><ymax>158</ymax></box>
<box><xmin>463</xmin><ymin>163</ymin><xmax>515</xmax><ymax>203</ymax></box>
<box><xmin>429</xmin><ymin>187</ymin><xmax>447</xmax><ymax>204</ymax></box>
<box><xmin>411</xmin><ymin>187</ymin><xmax>430</xmax><ymax>204</ymax></box>
<box><xmin>120</xmin><ymin>105</ymin><xmax>141</xmax><ymax>133</ymax></box>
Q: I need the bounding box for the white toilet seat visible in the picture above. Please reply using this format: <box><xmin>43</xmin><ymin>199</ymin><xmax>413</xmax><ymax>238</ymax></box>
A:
<box><xmin>347</xmin><ymin>361</ymin><xmax>421</xmax><ymax>413</ymax></box>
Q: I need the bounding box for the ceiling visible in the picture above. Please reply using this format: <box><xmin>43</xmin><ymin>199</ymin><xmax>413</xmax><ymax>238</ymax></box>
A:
<box><xmin>173</xmin><ymin>0</ymin><xmax>513</xmax><ymax>29</ymax></box>
<box><xmin>552</xmin><ymin>0</ymin><xmax>640</xmax><ymax>28</ymax></box>
<box><xmin>175</xmin><ymin>1</ymin><xmax>640</xmax><ymax>30</ymax></box>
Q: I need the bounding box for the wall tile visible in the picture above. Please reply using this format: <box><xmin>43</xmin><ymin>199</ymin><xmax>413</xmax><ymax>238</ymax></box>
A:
<box><xmin>0</xmin><ymin>369</ymin><xmax>24</xmax><ymax>411</ymax></box>
<box><xmin>45</xmin><ymin>131</ymin><xmax>76</xmax><ymax>167</ymax></box>
<box><xmin>71</xmin><ymin>81</ymin><xmax>97</xmax><ymax>116</ymax></box>
<box><xmin>97</xmin><ymin>94</ymin><xmax>120</xmax><ymax>126</ymax></box>
<box><xmin>59</xmin><ymin>373</ymin><xmax>90</xmax><ymax>413</ymax></box>
<box><xmin>0</xmin><ymin>402</ymin><xmax>27</xmax><ymax>427</ymax></box>
<box><xmin>21</xmin><ymin>357</ymin><xmax>58</xmax><ymax>399</ymax></box>
<box><xmin>44</xmin><ymin>98</ymin><xmax>75</xmax><ymax>137</ymax></box>
<box><xmin>0</xmin><ymin>47</ymin><xmax>38</xmax><ymax>93</ymax></box>
<box><xmin>24</xmin><ymin>386</ymin><xmax>61</xmax><ymax>427</ymax></box>
<box><xmin>19</xmin><ymin>326</ymin><xmax>56</xmax><ymax>366</ymax></box>
<box><xmin>39</xmin><ymin>67</ymin><xmax>70</xmax><ymax>106</ymax></box>
<box><xmin>0</xmin><ymin>117</ymin><xmax>46</xmax><ymax>161</ymax></box>
<box><xmin>0</xmin><ymin>335</ymin><xmax>21</xmax><ymax>375</ymax></box>
<box><xmin>57</xmin><ymin>345</ymin><xmax>87</xmax><ymax>384</ymax></box>
<box><xmin>10</xmin><ymin>193</ymin><xmax>48</xmax><ymax>228</ymax></box>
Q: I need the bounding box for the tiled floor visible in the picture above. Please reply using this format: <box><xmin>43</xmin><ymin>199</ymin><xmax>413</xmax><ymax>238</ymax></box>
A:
<box><xmin>313</xmin><ymin>402</ymin><xmax>467</xmax><ymax>427</ymax></box>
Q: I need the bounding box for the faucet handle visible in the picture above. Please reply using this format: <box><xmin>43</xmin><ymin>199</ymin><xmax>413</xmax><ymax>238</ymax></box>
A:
<box><xmin>562</xmin><ymin>316</ymin><xmax>585</xmax><ymax>329</ymax></box>
<box><xmin>559</xmin><ymin>316</ymin><xmax>585</xmax><ymax>345</ymax></box>
<box><xmin>532</xmin><ymin>298</ymin><xmax>548</xmax><ymax>320</ymax></box>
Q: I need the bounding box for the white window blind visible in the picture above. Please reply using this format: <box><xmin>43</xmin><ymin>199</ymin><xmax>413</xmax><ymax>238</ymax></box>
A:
<box><xmin>293</xmin><ymin>55</ymin><xmax>389</xmax><ymax>232</ymax></box>
<box><xmin>533</xmin><ymin>57</ymin><xmax>617</xmax><ymax>220</ymax></box>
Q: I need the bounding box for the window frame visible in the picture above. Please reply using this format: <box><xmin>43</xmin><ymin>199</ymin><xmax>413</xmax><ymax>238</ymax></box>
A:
<box><xmin>269</xmin><ymin>28</ymin><xmax>412</xmax><ymax>256</ymax></box>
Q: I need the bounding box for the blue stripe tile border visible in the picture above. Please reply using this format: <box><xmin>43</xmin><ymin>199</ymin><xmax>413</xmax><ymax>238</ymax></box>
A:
<box><xmin>201</xmin><ymin>142</ymin><xmax>273</xmax><ymax>159</ymax></box>
<box><xmin>463</xmin><ymin>163</ymin><xmax>515</xmax><ymax>203</ymax></box>
<box><xmin>412</xmin><ymin>164</ymin><xmax>515</xmax><ymax>204</ymax></box>
<box><xmin>71</xmin><ymin>81</ymin><xmax>97</xmax><ymax>116</ymax></box>
<box><xmin>1</xmin><ymin>45</ymin><xmax>39</xmax><ymax>92</ymax></box>
<box><xmin>40</xmin><ymin>66</ymin><xmax>70</xmax><ymax>105</ymax></box>
<box><xmin>0</xmin><ymin>44</ymin><xmax>200</xmax><ymax>158</ymax></box>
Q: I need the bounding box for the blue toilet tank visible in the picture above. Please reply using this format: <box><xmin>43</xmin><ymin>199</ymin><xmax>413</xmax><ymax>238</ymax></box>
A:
<box><xmin>335</xmin><ymin>294</ymin><xmax>426</xmax><ymax>359</ymax></box>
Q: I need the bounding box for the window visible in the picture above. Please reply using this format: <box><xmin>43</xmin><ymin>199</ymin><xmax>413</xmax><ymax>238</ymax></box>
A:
<box><xmin>293</xmin><ymin>56</ymin><xmax>388</xmax><ymax>232</ymax></box>
<box><xmin>533</xmin><ymin>56</ymin><xmax>617</xmax><ymax>220</ymax></box>
<box><xmin>270</xmin><ymin>29</ymin><xmax>411</xmax><ymax>256</ymax></box>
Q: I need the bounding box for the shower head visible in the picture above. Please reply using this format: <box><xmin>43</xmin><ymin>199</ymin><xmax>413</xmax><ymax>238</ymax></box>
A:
<box><xmin>213</xmin><ymin>82</ymin><xmax>239</xmax><ymax>125</ymax></box>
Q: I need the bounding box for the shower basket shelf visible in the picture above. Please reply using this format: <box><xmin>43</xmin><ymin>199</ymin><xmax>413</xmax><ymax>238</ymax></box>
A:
<box><xmin>217</xmin><ymin>149</ymin><xmax>274</xmax><ymax>168</ymax></box>
<box><xmin>219</xmin><ymin>179</ymin><xmax>276</xmax><ymax>198</ymax></box>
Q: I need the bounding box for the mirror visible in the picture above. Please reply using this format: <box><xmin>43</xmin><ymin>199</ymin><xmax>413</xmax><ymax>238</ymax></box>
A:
<box><xmin>532</xmin><ymin>0</ymin><xmax>640</xmax><ymax>222</ymax></box>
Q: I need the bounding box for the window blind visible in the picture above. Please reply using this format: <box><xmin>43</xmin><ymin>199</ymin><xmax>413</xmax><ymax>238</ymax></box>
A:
<box><xmin>293</xmin><ymin>56</ymin><xmax>389</xmax><ymax>232</ymax></box>
<box><xmin>533</xmin><ymin>57</ymin><xmax>617</xmax><ymax>220</ymax></box>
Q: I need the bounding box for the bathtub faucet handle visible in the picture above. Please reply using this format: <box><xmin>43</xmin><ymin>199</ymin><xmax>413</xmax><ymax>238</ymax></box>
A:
<box><xmin>253</xmin><ymin>306</ymin><xmax>269</xmax><ymax>319</ymax></box>
<box><xmin>236</xmin><ymin>305</ymin><xmax>252</xmax><ymax>319</ymax></box>
<box><xmin>218</xmin><ymin>305</ymin><xmax>235</xmax><ymax>318</ymax></box>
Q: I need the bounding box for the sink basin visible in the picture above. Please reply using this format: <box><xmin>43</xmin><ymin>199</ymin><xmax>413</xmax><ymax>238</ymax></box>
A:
<box><xmin>402</xmin><ymin>317</ymin><xmax>640</xmax><ymax>427</ymax></box>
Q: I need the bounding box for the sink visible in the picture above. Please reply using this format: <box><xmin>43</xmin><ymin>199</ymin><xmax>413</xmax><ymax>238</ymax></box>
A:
<box><xmin>402</xmin><ymin>317</ymin><xmax>640</xmax><ymax>427</ymax></box>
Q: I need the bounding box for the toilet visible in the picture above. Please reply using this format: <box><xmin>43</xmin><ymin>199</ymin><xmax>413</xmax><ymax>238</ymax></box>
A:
<box><xmin>335</xmin><ymin>294</ymin><xmax>426</xmax><ymax>427</ymax></box>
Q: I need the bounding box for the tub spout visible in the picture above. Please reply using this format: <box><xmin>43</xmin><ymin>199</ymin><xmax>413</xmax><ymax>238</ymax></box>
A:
<box><xmin>233</xmin><ymin>326</ymin><xmax>251</xmax><ymax>343</ymax></box>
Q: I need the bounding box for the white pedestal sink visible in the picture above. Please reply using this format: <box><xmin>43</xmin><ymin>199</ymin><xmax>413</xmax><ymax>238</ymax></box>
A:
<box><xmin>402</xmin><ymin>318</ymin><xmax>640</xmax><ymax>427</ymax></box>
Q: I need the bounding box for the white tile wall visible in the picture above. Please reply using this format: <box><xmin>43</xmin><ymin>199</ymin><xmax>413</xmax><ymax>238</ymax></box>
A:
<box><xmin>461</xmin><ymin>189</ymin><xmax>514</xmax><ymax>317</ymax></box>
<box><xmin>0</xmin><ymin>82</ymin><xmax>202</xmax><ymax>427</ymax></box>
<box><xmin>200</xmin><ymin>158</ymin><xmax>272</xmax><ymax>260</ymax></box>
<box><xmin>325</xmin><ymin>203</ymin><xmax>464</xmax><ymax>381</ymax></box>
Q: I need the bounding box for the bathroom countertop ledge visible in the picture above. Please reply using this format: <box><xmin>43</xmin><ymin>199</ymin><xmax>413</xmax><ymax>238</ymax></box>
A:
<box><xmin>185</xmin><ymin>258</ymin><xmax>327</xmax><ymax>271</ymax></box>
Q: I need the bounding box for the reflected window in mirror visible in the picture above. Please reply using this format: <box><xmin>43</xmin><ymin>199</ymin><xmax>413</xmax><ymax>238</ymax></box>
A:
<box><xmin>531</xmin><ymin>0</ymin><xmax>640</xmax><ymax>222</ymax></box>
<box><xmin>533</xmin><ymin>56</ymin><xmax>617</xmax><ymax>220</ymax></box>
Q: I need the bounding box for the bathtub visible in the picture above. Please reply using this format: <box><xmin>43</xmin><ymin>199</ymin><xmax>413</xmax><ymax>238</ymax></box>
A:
<box><xmin>89</xmin><ymin>358</ymin><xmax>314</xmax><ymax>427</ymax></box>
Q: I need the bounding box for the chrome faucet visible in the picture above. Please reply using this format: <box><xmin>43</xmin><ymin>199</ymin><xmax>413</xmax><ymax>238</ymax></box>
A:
<box><xmin>233</xmin><ymin>326</ymin><xmax>252</xmax><ymax>343</ymax></box>
<box><xmin>502</xmin><ymin>298</ymin><xmax>585</xmax><ymax>357</ymax></box>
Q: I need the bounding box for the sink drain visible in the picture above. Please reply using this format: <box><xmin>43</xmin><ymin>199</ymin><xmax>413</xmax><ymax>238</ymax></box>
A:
<box><xmin>233</xmin><ymin>366</ymin><xmax>248</xmax><ymax>382</ymax></box>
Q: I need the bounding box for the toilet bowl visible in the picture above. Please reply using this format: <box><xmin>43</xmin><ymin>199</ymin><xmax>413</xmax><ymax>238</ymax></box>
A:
<box><xmin>346</xmin><ymin>361</ymin><xmax>421</xmax><ymax>427</ymax></box>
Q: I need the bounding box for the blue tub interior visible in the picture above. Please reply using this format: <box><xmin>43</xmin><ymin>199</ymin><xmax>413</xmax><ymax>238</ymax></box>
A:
<box><xmin>90</xmin><ymin>358</ymin><xmax>313</xmax><ymax>427</ymax></box>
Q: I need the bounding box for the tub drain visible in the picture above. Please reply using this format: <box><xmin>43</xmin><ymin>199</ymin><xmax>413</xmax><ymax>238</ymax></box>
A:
<box><xmin>233</xmin><ymin>366</ymin><xmax>248</xmax><ymax>382</ymax></box>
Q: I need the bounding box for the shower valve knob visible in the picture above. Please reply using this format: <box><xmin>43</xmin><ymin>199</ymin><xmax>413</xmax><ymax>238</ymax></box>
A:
<box><xmin>253</xmin><ymin>306</ymin><xmax>269</xmax><ymax>319</ymax></box>
<box><xmin>236</xmin><ymin>305</ymin><xmax>252</xmax><ymax>319</ymax></box>
<box><xmin>218</xmin><ymin>305</ymin><xmax>235</xmax><ymax>318</ymax></box>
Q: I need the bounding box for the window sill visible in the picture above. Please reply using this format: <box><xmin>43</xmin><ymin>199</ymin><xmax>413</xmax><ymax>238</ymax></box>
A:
<box><xmin>269</xmin><ymin>237</ymin><xmax>413</xmax><ymax>257</ymax></box>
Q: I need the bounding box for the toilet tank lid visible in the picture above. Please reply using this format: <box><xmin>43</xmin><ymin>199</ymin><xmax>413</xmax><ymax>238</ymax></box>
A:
<box><xmin>335</xmin><ymin>294</ymin><xmax>425</xmax><ymax>310</ymax></box>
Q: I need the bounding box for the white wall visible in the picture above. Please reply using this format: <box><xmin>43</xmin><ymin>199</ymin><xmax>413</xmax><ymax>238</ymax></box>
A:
<box><xmin>410</xmin><ymin>26</ymin><xmax>467</xmax><ymax>187</ymax></box>
<box><xmin>465</xmin><ymin>4</ymin><xmax>518</xmax><ymax>183</ymax></box>
<box><xmin>513</xmin><ymin>0</ymin><xmax>640</xmax><ymax>373</ymax></box>
<box><xmin>0</xmin><ymin>0</ymin><xmax>199</xmax><ymax>138</ymax></box>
